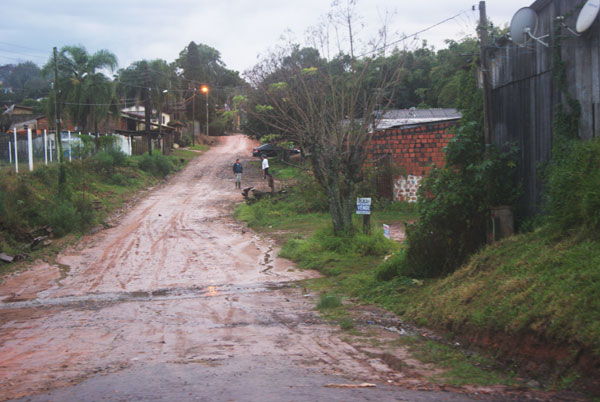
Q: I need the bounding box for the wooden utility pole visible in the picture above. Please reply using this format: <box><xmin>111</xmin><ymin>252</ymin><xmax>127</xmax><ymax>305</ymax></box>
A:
<box><xmin>479</xmin><ymin>1</ymin><xmax>493</xmax><ymax>148</ymax></box>
<box><xmin>143</xmin><ymin>62</ymin><xmax>152</xmax><ymax>156</ymax></box>
<box><xmin>53</xmin><ymin>47</ymin><xmax>63</xmax><ymax>163</ymax></box>
<box><xmin>191</xmin><ymin>84</ymin><xmax>196</xmax><ymax>147</ymax></box>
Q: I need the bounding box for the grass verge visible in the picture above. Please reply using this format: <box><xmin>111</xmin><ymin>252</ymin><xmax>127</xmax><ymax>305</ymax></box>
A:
<box><xmin>234</xmin><ymin>160</ymin><xmax>600</xmax><ymax>394</ymax></box>
<box><xmin>0</xmin><ymin>147</ymin><xmax>204</xmax><ymax>277</ymax></box>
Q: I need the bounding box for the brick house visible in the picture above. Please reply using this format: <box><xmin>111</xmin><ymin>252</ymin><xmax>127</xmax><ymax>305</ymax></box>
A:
<box><xmin>366</xmin><ymin>109</ymin><xmax>461</xmax><ymax>201</ymax></box>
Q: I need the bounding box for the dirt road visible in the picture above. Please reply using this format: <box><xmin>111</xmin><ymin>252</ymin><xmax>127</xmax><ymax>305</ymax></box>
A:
<box><xmin>1</xmin><ymin>136</ymin><xmax>503</xmax><ymax>401</ymax></box>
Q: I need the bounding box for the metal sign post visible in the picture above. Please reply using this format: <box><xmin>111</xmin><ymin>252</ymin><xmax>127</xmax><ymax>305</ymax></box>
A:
<box><xmin>356</xmin><ymin>197</ymin><xmax>372</xmax><ymax>234</ymax></box>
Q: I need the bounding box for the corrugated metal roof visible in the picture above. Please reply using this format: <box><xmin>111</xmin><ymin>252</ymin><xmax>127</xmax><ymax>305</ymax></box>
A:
<box><xmin>376</xmin><ymin>108</ymin><xmax>461</xmax><ymax>130</ymax></box>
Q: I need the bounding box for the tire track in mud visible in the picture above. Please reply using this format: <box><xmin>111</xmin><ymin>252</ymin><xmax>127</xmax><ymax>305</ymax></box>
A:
<box><xmin>0</xmin><ymin>136</ymin><xmax>521</xmax><ymax>402</ymax></box>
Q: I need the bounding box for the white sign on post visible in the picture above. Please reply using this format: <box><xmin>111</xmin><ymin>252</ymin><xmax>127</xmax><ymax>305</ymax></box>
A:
<box><xmin>356</xmin><ymin>197</ymin><xmax>371</xmax><ymax>215</ymax></box>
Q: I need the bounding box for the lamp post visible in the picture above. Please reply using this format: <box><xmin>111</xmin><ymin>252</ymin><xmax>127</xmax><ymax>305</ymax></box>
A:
<box><xmin>161</xmin><ymin>89</ymin><xmax>168</xmax><ymax>154</ymax></box>
<box><xmin>191</xmin><ymin>86</ymin><xmax>196</xmax><ymax>147</ymax></box>
<box><xmin>201</xmin><ymin>85</ymin><xmax>209</xmax><ymax>136</ymax></box>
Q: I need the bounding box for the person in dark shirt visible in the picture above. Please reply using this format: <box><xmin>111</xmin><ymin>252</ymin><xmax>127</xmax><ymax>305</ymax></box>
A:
<box><xmin>232</xmin><ymin>159</ymin><xmax>243</xmax><ymax>188</ymax></box>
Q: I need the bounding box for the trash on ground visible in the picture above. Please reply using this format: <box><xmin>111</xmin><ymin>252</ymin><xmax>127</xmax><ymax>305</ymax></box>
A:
<box><xmin>324</xmin><ymin>383</ymin><xmax>376</xmax><ymax>389</ymax></box>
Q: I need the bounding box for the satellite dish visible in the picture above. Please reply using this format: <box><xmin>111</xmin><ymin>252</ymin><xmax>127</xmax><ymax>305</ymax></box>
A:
<box><xmin>510</xmin><ymin>7</ymin><xmax>539</xmax><ymax>45</ymax></box>
<box><xmin>576</xmin><ymin>0</ymin><xmax>600</xmax><ymax>33</ymax></box>
<box><xmin>509</xmin><ymin>7</ymin><xmax>549</xmax><ymax>47</ymax></box>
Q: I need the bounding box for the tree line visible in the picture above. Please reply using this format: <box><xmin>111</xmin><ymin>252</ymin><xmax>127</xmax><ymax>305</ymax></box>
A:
<box><xmin>0</xmin><ymin>42</ymin><xmax>245</xmax><ymax>135</ymax></box>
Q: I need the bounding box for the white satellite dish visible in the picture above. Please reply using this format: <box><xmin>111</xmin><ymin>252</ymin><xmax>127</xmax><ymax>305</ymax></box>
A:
<box><xmin>510</xmin><ymin>7</ymin><xmax>549</xmax><ymax>47</ymax></box>
<box><xmin>510</xmin><ymin>7</ymin><xmax>539</xmax><ymax>45</ymax></box>
<box><xmin>576</xmin><ymin>0</ymin><xmax>600</xmax><ymax>33</ymax></box>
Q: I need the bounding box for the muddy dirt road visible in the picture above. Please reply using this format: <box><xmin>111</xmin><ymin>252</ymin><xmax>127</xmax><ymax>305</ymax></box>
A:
<box><xmin>1</xmin><ymin>136</ymin><xmax>506</xmax><ymax>401</ymax></box>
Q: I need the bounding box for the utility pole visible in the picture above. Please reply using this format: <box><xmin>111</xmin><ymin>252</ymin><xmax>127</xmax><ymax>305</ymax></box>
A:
<box><xmin>191</xmin><ymin>84</ymin><xmax>196</xmax><ymax>147</ymax></box>
<box><xmin>53</xmin><ymin>47</ymin><xmax>63</xmax><ymax>163</ymax></box>
<box><xmin>479</xmin><ymin>1</ymin><xmax>493</xmax><ymax>148</ymax></box>
<box><xmin>143</xmin><ymin>62</ymin><xmax>152</xmax><ymax>156</ymax></box>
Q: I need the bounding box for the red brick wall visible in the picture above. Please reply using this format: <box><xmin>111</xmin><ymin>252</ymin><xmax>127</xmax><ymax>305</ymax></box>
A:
<box><xmin>367</xmin><ymin>120</ymin><xmax>458</xmax><ymax>175</ymax></box>
<box><xmin>367</xmin><ymin>119</ymin><xmax>459</xmax><ymax>201</ymax></box>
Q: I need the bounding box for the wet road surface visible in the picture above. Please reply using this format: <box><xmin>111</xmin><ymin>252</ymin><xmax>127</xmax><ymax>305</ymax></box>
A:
<box><xmin>1</xmin><ymin>136</ymin><xmax>508</xmax><ymax>401</ymax></box>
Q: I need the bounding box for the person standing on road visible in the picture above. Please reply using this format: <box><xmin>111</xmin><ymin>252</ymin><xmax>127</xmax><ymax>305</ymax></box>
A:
<box><xmin>233</xmin><ymin>159</ymin><xmax>243</xmax><ymax>189</ymax></box>
<box><xmin>261</xmin><ymin>155</ymin><xmax>270</xmax><ymax>179</ymax></box>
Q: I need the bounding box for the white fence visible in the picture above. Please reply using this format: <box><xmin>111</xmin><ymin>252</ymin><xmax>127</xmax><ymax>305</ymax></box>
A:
<box><xmin>0</xmin><ymin>129</ymin><xmax>133</xmax><ymax>173</ymax></box>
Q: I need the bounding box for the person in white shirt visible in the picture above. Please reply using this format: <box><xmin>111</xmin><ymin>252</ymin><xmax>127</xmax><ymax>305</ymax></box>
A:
<box><xmin>261</xmin><ymin>155</ymin><xmax>270</xmax><ymax>179</ymax></box>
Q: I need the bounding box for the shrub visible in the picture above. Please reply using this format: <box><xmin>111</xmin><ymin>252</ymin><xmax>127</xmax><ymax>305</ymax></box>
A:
<box><xmin>376</xmin><ymin>249</ymin><xmax>406</xmax><ymax>281</ymax></box>
<box><xmin>545</xmin><ymin>138</ymin><xmax>600</xmax><ymax>236</ymax></box>
<box><xmin>109</xmin><ymin>149</ymin><xmax>127</xmax><ymax>167</ymax></box>
<box><xmin>154</xmin><ymin>154</ymin><xmax>174</xmax><ymax>177</ymax></box>
<box><xmin>110</xmin><ymin>173</ymin><xmax>128</xmax><ymax>186</ymax></box>
<box><xmin>138</xmin><ymin>154</ymin><xmax>174</xmax><ymax>177</ymax></box>
<box><xmin>352</xmin><ymin>231</ymin><xmax>394</xmax><ymax>257</ymax></box>
<box><xmin>317</xmin><ymin>293</ymin><xmax>342</xmax><ymax>310</ymax></box>
<box><xmin>288</xmin><ymin>172</ymin><xmax>329</xmax><ymax>213</ymax></box>
<box><xmin>93</xmin><ymin>152</ymin><xmax>115</xmax><ymax>175</ymax></box>
<box><xmin>48</xmin><ymin>198</ymin><xmax>78</xmax><ymax>237</ymax></box>
<box><xmin>177</xmin><ymin>135</ymin><xmax>191</xmax><ymax>147</ymax></box>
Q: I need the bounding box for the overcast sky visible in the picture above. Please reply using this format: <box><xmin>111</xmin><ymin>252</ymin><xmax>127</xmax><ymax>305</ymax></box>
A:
<box><xmin>1</xmin><ymin>1</ymin><xmax>529</xmax><ymax>75</ymax></box>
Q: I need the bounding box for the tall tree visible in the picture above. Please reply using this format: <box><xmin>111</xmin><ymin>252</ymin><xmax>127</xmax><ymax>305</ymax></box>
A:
<box><xmin>176</xmin><ymin>42</ymin><xmax>244</xmax><ymax>132</ymax></box>
<box><xmin>247</xmin><ymin>2</ymin><xmax>405</xmax><ymax>234</ymax></box>
<box><xmin>7</xmin><ymin>62</ymin><xmax>49</xmax><ymax>101</ymax></box>
<box><xmin>43</xmin><ymin>45</ymin><xmax>118</xmax><ymax>133</ymax></box>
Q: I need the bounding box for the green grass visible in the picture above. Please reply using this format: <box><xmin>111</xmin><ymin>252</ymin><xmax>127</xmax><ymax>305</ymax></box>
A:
<box><xmin>396</xmin><ymin>336</ymin><xmax>519</xmax><ymax>387</ymax></box>
<box><xmin>188</xmin><ymin>144</ymin><xmax>210</xmax><ymax>152</ymax></box>
<box><xmin>393</xmin><ymin>229</ymin><xmax>600</xmax><ymax>356</ymax></box>
<box><xmin>233</xmin><ymin>160</ymin><xmax>600</xmax><ymax>392</ymax></box>
<box><xmin>0</xmin><ymin>148</ymin><xmax>204</xmax><ymax>276</ymax></box>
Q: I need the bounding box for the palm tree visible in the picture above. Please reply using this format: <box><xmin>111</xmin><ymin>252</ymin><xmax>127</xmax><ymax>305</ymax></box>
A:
<box><xmin>44</xmin><ymin>45</ymin><xmax>118</xmax><ymax>133</ymax></box>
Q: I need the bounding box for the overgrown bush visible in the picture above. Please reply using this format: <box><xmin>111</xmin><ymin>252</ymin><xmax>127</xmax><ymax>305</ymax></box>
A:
<box><xmin>317</xmin><ymin>293</ymin><xmax>342</xmax><ymax>310</ymax></box>
<box><xmin>288</xmin><ymin>172</ymin><xmax>329</xmax><ymax>213</ymax></box>
<box><xmin>110</xmin><ymin>173</ymin><xmax>128</xmax><ymax>186</ymax></box>
<box><xmin>93</xmin><ymin>152</ymin><xmax>115</xmax><ymax>175</ymax></box>
<box><xmin>377</xmin><ymin>63</ymin><xmax>519</xmax><ymax>279</ymax></box>
<box><xmin>545</xmin><ymin>137</ymin><xmax>600</xmax><ymax>236</ymax></box>
<box><xmin>48</xmin><ymin>198</ymin><xmax>78</xmax><ymax>237</ymax></box>
<box><xmin>176</xmin><ymin>135</ymin><xmax>191</xmax><ymax>147</ymax></box>
<box><xmin>376</xmin><ymin>249</ymin><xmax>406</xmax><ymax>281</ymax></box>
<box><xmin>92</xmin><ymin>149</ymin><xmax>128</xmax><ymax>176</ymax></box>
<box><xmin>138</xmin><ymin>154</ymin><xmax>175</xmax><ymax>177</ymax></box>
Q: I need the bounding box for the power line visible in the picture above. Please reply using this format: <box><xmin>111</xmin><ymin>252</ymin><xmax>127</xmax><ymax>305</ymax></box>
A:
<box><xmin>0</xmin><ymin>42</ymin><xmax>49</xmax><ymax>53</ymax></box>
<box><xmin>357</xmin><ymin>9</ymin><xmax>472</xmax><ymax>58</ymax></box>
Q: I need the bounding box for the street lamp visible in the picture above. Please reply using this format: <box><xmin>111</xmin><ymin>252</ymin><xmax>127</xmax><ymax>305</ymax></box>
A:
<box><xmin>201</xmin><ymin>85</ymin><xmax>209</xmax><ymax>136</ymax></box>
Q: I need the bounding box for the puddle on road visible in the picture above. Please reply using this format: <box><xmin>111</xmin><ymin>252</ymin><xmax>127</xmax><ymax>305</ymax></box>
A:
<box><xmin>260</xmin><ymin>245</ymin><xmax>275</xmax><ymax>274</ymax></box>
<box><xmin>0</xmin><ymin>281</ymin><xmax>298</xmax><ymax>311</ymax></box>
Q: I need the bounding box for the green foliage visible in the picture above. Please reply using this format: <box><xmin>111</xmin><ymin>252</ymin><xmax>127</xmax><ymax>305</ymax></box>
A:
<box><xmin>110</xmin><ymin>173</ymin><xmax>128</xmax><ymax>186</ymax></box>
<box><xmin>91</xmin><ymin>149</ymin><xmax>127</xmax><ymax>176</ymax></box>
<box><xmin>260</xmin><ymin>134</ymin><xmax>281</xmax><ymax>144</ymax></box>
<box><xmin>138</xmin><ymin>154</ymin><xmax>175</xmax><ymax>177</ymax></box>
<box><xmin>545</xmin><ymin>138</ymin><xmax>600</xmax><ymax>236</ymax></box>
<box><xmin>376</xmin><ymin>249</ymin><xmax>407</xmax><ymax>281</ymax></box>
<box><xmin>543</xmin><ymin>27</ymin><xmax>597</xmax><ymax>237</ymax></box>
<box><xmin>48</xmin><ymin>198</ymin><xmax>78</xmax><ymax>237</ymax></box>
<box><xmin>378</xmin><ymin>62</ymin><xmax>519</xmax><ymax>279</ymax></box>
<box><xmin>93</xmin><ymin>152</ymin><xmax>115</xmax><ymax>175</ymax></box>
<box><xmin>280</xmin><ymin>226</ymin><xmax>395</xmax><ymax>274</ymax></box>
<box><xmin>317</xmin><ymin>293</ymin><xmax>342</xmax><ymax>310</ymax></box>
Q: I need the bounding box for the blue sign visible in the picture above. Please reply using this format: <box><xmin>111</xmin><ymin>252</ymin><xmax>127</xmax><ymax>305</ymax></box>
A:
<box><xmin>356</xmin><ymin>198</ymin><xmax>371</xmax><ymax>215</ymax></box>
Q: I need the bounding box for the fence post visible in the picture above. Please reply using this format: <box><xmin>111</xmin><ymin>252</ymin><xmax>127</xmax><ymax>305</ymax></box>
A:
<box><xmin>13</xmin><ymin>128</ymin><xmax>18</xmax><ymax>174</ymax></box>
<box><xmin>49</xmin><ymin>132</ymin><xmax>54</xmax><ymax>162</ymax></box>
<box><xmin>27</xmin><ymin>128</ymin><xmax>34</xmax><ymax>171</ymax></box>
<box><xmin>68</xmin><ymin>131</ymin><xmax>72</xmax><ymax>162</ymax></box>
<box><xmin>44</xmin><ymin>130</ymin><xmax>48</xmax><ymax>165</ymax></box>
<box><xmin>8</xmin><ymin>141</ymin><xmax>12</xmax><ymax>164</ymax></box>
